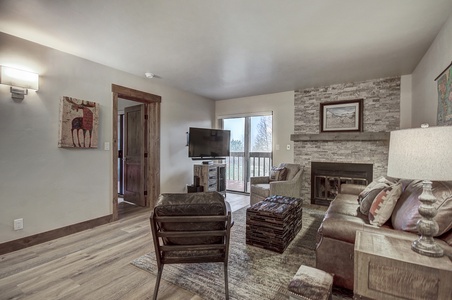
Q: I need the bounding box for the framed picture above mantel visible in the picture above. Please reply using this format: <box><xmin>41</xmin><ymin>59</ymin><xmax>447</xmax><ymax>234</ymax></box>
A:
<box><xmin>320</xmin><ymin>99</ymin><xmax>363</xmax><ymax>133</ymax></box>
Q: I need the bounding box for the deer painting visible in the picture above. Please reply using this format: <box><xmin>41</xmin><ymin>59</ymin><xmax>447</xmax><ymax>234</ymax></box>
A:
<box><xmin>59</xmin><ymin>97</ymin><xmax>99</xmax><ymax>148</ymax></box>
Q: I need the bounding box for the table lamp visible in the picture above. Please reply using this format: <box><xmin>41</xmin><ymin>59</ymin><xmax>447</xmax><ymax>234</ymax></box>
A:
<box><xmin>387</xmin><ymin>125</ymin><xmax>452</xmax><ymax>257</ymax></box>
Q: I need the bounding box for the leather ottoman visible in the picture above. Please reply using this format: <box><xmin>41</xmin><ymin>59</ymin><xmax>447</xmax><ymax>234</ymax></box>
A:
<box><xmin>288</xmin><ymin>265</ymin><xmax>333</xmax><ymax>300</ymax></box>
<box><xmin>246</xmin><ymin>195</ymin><xmax>303</xmax><ymax>253</ymax></box>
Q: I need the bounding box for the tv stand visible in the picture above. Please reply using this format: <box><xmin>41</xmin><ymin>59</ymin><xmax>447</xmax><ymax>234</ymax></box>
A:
<box><xmin>193</xmin><ymin>163</ymin><xmax>226</xmax><ymax>197</ymax></box>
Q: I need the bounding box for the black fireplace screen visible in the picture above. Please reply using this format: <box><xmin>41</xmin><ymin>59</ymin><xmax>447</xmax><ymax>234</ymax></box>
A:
<box><xmin>311</xmin><ymin>162</ymin><xmax>373</xmax><ymax>206</ymax></box>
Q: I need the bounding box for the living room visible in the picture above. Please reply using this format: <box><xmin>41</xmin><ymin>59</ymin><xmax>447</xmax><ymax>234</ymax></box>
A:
<box><xmin>1</xmin><ymin>1</ymin><xmax>452</xmax><ymax>299</ymax></box>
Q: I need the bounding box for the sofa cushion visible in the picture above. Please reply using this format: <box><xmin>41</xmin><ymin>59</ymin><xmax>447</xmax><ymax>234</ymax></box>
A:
<box><xmin>326</xmin><ymin>194</ymin><xmax>364</xmax><ymax>218</ymax></box>
<box><xmin>368</xmin><ymin>182</ymin><xmax>402</xmax><ymax>226</ymax></box>
<box><xmin>391</xmin><ymin>180</ymin><xmax>452</xmax><ymax>236</ymax></box>
<box><xmin>251</xmin><ymin>183</ymin><xmax>271</xmax><ymax>198</ymax></box>
<box><xmin>269</xmin><ymin>166</ymin><xmax>287</xmax><ymax>182</ymax></box>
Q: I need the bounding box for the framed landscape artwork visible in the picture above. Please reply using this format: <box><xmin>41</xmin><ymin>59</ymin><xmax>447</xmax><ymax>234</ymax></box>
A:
<box><xmin>435</xmin><ymin>61</ymin><xmax>452</xmax><ymax>126</ymax></box>
<box><xmin>320</xmin><ymin>99</ymin><xmax>363</xmax><ymax>133</ymax></box>
<box><xmin>58</xmin><ymin>96</ymin><xmax>99</xmax><ymax>148</ymax></box>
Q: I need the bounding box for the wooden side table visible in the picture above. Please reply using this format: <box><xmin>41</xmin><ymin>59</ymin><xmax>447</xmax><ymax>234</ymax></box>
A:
<box><xmin>354</xmin><ymin>231</ymin><xmax>452</xmax><ymax>300</ymax></box>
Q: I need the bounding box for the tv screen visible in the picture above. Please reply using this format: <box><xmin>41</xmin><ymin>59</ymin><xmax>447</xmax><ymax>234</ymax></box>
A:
<box><xmin>188</xmin><ymin>127</ymin><xmax>230</xmax><ymax>159</ymax></box>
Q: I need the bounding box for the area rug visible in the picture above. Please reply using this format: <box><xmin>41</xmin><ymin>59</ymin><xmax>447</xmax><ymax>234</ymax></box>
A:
<box><xmin>131</xmin><ymin>206</ymin><xmax>352</xmax><ymax>299</ymax></box>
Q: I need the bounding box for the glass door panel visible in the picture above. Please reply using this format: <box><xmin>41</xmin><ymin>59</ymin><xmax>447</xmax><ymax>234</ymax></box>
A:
<box><xmin>223</xmin><ymin>118</ymin><xmax>246</xmax><ymax>192</ymax></box>
<box><xmin>249</xmin><ymin>115</ymin><xmax>272</xmax><ymax>179</ymax></box>
<box><xmin>223</xmin><ymin>115</ymin><xmax>272</xmax><ymax>193</ymax></box>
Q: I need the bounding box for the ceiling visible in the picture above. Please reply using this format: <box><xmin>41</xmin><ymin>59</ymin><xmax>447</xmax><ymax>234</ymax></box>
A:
<box><xmin>1</xmin><ymin>0</ymin><xmax>451</xmax><ymax>100</ymax></box>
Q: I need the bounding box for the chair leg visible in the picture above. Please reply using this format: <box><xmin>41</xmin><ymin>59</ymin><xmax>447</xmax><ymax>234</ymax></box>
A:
<box><xmin>153</xmin><ymin>265</ymin><xmax>164</xmax><ymax>300</ymax></box>
<box><xmin>224</xmin><ymin>262</ymin><xmax>229</xmax><ymax>300</ymax></box>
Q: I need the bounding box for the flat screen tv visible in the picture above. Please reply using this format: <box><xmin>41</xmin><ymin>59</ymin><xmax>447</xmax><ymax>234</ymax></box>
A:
<box><xmin>188</xmin><ymin>127</ymin><xmax>230</xmax><ymax>160</ymax></box>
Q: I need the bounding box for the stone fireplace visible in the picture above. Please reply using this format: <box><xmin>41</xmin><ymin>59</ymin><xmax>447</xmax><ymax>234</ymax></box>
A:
<box><xmin>311</xmin><ymin>161</ymin><xmax>373</xmax><ymax>205</ymax></box>
<box><xmin>291</xmin><ymin>76</ymin><xmax>400</xmax><ymax>205</ymax></box>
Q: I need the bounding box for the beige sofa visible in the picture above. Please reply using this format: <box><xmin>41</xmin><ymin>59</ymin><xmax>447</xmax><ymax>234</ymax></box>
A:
<box><xmin>249</xmin><ymin>163</ymin><xmax>303</xmax><ymax>206</ymax></box>
<box><xmin>316</xmin><ymin>180</ymin><xmax>452</xmax><ymax>290</ymax></box>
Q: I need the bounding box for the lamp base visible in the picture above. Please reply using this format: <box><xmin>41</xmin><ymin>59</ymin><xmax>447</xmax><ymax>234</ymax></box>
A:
<box><xmin>411</xmin><ymin>180</ymin><xmax>444</xmax><ymax>258</ymax></box>
<box><xmin>412</xmin><ymin>238</ymin><xmax>444</xmax><ymax>257</ymax></box>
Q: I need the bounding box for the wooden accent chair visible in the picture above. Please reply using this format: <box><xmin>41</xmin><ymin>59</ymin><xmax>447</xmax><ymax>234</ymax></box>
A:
<box><xmin>150</xmin><ymin>192</ymin><xmax>233</xmax><ymax>300</ymax></box>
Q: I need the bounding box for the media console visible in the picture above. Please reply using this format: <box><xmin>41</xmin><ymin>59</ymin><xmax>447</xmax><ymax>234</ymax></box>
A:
<box><xmin>193</xmin><ymin>163</ymin><xmax>226</xmax><ymax>197</ymax></box>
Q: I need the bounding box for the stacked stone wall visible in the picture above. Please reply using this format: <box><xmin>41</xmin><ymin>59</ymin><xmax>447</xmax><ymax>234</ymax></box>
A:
<box><xmin>293</xmin><ymin>77</ymin><xmax>400</xmax><ymax>203</ymax></box>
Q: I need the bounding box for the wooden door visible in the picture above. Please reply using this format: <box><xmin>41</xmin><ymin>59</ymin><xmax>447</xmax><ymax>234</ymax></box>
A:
<box><xmin>124</xmin><ymin>104</ymin><xmax>146</xmax><ymax>206</ymax></box>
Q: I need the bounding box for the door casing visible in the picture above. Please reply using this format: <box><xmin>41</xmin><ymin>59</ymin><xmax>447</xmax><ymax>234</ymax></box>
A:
<box><xmin>112</xmin><ymin>84</ymin><xmax>161</xmax><ymax>221</ymax></box>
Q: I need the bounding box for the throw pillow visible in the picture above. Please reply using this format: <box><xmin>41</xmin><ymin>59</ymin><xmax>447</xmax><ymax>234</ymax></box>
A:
<box><xmin>368</xmin><ymin>182</ymin><xmax>403</xmax><ymax>226</ymax></box>
<box><xmin>358</xmin><ymin>176</ymin><xmax>398</xmax><ymax>201</ymax></box>
<box><xmin>359</xmin><ymin>182</ymin><xmax>390</xmax><ymax>215</ymax></box>
<box><xmin>269</xmin><ymin>167</ymin><xmax>287</xmax><ymax>182</ymax></box>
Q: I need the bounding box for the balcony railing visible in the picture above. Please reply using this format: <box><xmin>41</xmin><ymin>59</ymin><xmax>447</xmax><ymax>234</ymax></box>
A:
<box><xmin>225</xmin><ymin>151</ymin><xmax>272</xmax><ymax>192</ymax></box>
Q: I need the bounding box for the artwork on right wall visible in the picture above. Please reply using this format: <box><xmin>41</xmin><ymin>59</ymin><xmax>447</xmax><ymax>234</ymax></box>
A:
<box><xmin>436</xmin><ymin>61</ymin><xmax>452</xmax><ymax>126</ymax></box>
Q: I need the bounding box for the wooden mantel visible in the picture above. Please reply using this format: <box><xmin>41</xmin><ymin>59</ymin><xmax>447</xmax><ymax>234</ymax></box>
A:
<box><xmin>290</xmin><ymin>132</ymin><xmax>390</xmax><ymax>142</ymax></box>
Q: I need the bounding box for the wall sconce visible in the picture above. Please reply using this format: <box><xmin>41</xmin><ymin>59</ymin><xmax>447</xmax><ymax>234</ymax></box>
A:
<box><xmin>0</xmin><ymin>66</ymin><xmax>39</xmax><ymax>100</ymax></box>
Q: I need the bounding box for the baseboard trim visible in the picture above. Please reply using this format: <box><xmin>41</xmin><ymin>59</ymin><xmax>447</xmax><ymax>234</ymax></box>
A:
<box><xmin>0</xmin><ymin>214</ymin><xmax>113</xmax><ymax>255</ymax></box>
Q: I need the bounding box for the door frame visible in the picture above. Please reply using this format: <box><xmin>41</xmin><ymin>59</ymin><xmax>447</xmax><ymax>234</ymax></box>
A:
<box><xmin>112</xmin><ymin>84</ymin><xmax>161</xmax><ymax>221</ymax></box>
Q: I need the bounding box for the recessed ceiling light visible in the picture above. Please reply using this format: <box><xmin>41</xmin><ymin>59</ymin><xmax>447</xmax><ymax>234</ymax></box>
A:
<box><xmin>145</xmin><ymin>72</ymin><xmax>155</xmax><ymax>79</ymax></box>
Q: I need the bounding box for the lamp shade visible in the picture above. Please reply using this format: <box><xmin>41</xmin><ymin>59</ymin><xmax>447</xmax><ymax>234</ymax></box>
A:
<box><xmin>387</xmin><ymin>126</ymin><xmax>452</xmax><ymax>181</ymax></box>
<box><xmin>0</xmin><ymin>66</ymin><xmax>39</xmax><ymax>90</ymax></box>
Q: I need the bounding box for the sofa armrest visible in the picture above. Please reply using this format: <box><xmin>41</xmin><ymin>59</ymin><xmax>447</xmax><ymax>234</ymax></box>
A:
<box><xmin>340</xmin><ymin>184</ymin><xmax>366</xmax><ymax>195</ymax></box>
<box><xmin>250</xmin><ymin>176</ymin><xmax>270</xmax><ymax>184</ymax></box>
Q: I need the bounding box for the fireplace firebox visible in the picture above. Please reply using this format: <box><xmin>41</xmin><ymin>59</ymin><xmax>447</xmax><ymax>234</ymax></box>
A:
<box><xmin>311</xmin><ymin>162</ymin><xmax>373</xmax><ymax>206</ymax></box>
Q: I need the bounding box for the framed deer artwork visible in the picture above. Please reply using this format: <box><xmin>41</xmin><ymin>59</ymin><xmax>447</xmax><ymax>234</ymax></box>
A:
<box><xmin>58</xmin><ymin>96</ymin><xmax>99</xmax><ymax>148</ymax></box>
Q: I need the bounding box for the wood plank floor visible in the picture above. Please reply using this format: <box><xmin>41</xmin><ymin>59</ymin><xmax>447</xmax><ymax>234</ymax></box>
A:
<box><xmin>0</xmin><ymin>193</ymin><xmax>250</xmax><ymax>300</ymax></box>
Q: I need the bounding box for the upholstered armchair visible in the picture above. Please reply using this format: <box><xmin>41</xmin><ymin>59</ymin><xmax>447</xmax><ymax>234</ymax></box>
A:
<box><xmin>250</xmin><ymin>163</ymin><xmax>303</xmax><ymax>206</ymax></box>
<box><xmin>150</xmin><ymin>192</ymin><xmax>232</xmax><ymax>300</ymax></box>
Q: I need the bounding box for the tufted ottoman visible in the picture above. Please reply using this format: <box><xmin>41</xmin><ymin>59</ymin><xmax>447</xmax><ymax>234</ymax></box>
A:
<box><xmin>288</xmin><ymin>265</ymin><xmax>333</xmax><ymax>300</ymax></box>
<box><xmin>246</xmin><ymin>195</ymin><xmax>303</xmax><ymax>253</ymax></box>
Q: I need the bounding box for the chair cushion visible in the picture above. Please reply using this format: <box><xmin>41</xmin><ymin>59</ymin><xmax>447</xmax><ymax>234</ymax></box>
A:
<box><xmin>155</xmin><ymin>191</ymin><xmax>226</xmax><ymax>214</ymax></box>
<box><xmin>154</xmin><ymin>192</ymin><xmax>227</xmax><ymax>245</ymax></box>
<box><xmin>251</xmin><ymin>183</ymin><xmax>270</xmax><ymax>198</ymax></box>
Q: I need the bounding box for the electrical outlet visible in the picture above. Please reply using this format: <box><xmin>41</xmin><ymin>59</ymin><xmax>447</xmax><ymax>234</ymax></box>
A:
<box><xmin>286</xmin><ymin>144</ymin><xmax>291</xmax><ymax>150</ymax></box>
<box><xmin>14</xmin><ymin>218</ymin><xmax>23</xmax><ymax>230</ymax></box>
<box><xmin>104</xmin><ymin>142</ymin><xmax>110</xmax><ymax>151</ymax></box>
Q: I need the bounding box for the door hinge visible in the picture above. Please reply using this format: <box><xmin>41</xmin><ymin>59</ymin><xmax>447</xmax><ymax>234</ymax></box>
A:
<box><xmin>145</xmin><ymin>114</ymin><xmax>148</xmax><ymax>120</ymax></box>
<box><xmin>144</xmin><ymin>153</ymin><xmax>148</xmax><ymax>158</ymax></box>
<box><xmin>144</xmin><ymin>191</ymin><xmax>148</xmax><ymax>196</ymax></box>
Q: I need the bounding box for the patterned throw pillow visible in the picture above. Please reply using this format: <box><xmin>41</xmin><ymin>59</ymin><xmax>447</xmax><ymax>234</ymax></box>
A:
<box><xmin>368</xmin><ymin>182</ymin><xmax>403</xmax><ymax>226</ymax></box>
<box><xmin>358</xmin><ymin>176</ymin><xmax>397</xmax><ymax>201</ymax></box>
<box><xmin>269</xmin><ymin>167</ymin><xmax>287</xmax><ymax>182</ymax></box>
<box><xmin>359</xmin><ymin>182</ymin><xmax>390</xmax><ymax>215</ymax></box>
<box><xmin>358</xmin><ymin>176</ymin><xmax>399</xmax><ymax>215</ymax></box>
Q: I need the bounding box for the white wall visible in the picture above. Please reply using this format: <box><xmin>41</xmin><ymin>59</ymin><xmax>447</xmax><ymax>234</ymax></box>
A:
<box><xmin>215</xmin><ymin>91</ymin><xmax>294</xmax><ymax>165</ymax></box>
<box><xmin>0</xmin><ymin>33</ymin><xmax>214</xmax><ymax>243</ymax></box>
<box><xmin>400</xmin><ymin>74</ymin><xmax>412</xmax><ymax>128</ymax></box>
<box><xmin>412</xmin><ymin>13</ymin><xmax>452</xmax><ymax>127</ymax></box>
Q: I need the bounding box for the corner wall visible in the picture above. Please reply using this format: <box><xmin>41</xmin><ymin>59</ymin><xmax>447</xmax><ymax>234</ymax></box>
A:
<box><xmin>0</xmin><ymin>33</ymin><xmax>214</xmax><ymax>244</ymax></box>
<box><xmin>412</xmin><ymin>13</ymin><xmax>452</xmax><ymax>127</ymax></box>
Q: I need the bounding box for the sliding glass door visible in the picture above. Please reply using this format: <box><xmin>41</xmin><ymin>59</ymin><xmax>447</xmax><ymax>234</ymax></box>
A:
<box><xmin>223</xmin><ymin>115</ymin><xmax>272</xmax><ymax>193</ymax></box>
